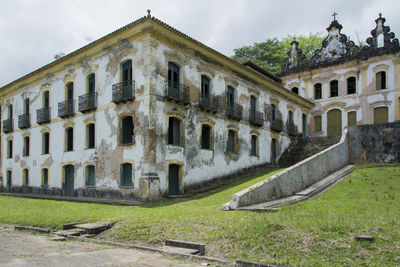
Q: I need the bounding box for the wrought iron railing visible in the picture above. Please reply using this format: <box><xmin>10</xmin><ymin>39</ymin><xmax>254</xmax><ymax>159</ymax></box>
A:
<box><xmin>165</xmin><ymin>81</ymin><xmax>190</xmax><ymax>104</ymax></box>
<box><xmin>18</xmin><ymin>113</ymin><xmax>31</xmax><ymax>129</ymax></box>
<box><xmin>199</xmin><ymin>95</ymin><xmax>219</xmax><ymax>113</ymax></box>
<box><xmin>249</xmin><ymin>110</ymin><xmax>263</xmax><ymax>126</ymax></box>
<box><xmin>226</xmin><ymin>104</ymin><xmax>243</xmax><ymax>121</ymax></box>
<box><xmin>79</xmin><ymin>92</ymin><xmax>98</xmax><ymax>113</ymax></box>
<box><xmin>270</xmin><ymin>118</ymin><xmax>283</xmax><ymax>132</ymax></box>
<box><xmin>58</xmin><ymin>100</ymin><xmax>75</xmax><ymax>118</ymax></box>
<box><xmin>37</xmin><ymin>107</ymin><xmax>51</xmax><ymax>124</ymax></box>
<box><xmin>3</xmin><ymin>118</ymin><xmax>13</xmax><ymax>133</ymax></box>
<box><xmin>112</xmin><ymin>80</ymin><xmax>135</xmax><ymax>103</ymax></box>
<box><xmin>287</xmin><ymin>123</ymin><xmax>298</xmax><ymax>136</ymax></box>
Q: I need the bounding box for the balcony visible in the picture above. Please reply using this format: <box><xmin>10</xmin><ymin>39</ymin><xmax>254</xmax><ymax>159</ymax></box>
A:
<box><xmin>270</xmin><ymin>118</ymin><xmax>283</xmax><ymax>132</ymax></box>
<box><xmin>287</xmin><ymin>123</ymin><xmax>298</xmax><ymax>136</ymax></box>
<box><xmin>112</xmin><ymin>80</ymin><xmax>135</xmax><ymax>104</ymax></box>
<box><xmin>165</xmin><ymin>81</ymin><xmax>190</xmax><ymax>105</ymax></box>
<box><xmin>226</xmin><ymin>104</ymin><xmax>243</xmax><ymax>121</ymax></box>
<box><xmin>249</xmin><ymin>110</ymin><xmax>263</xmax><ymax>126</ymax></box>
<box><xmin>58</xmin><ymin>100</ymin><xmax>75</xmax><ymax>118</ymax></box>
<box><xmin>3</xmin><ymin>118</ymin><xmax>13</xmax><ymax>133</ymax></box>
<box><xmin>199</xmin><ymin>95</ymin><xmax>219</xmax><ymax>113</ymax></box>
<box><xmin>37</xmin><ymin>107</ymin><xmax>51</xmax><ymax>124</ymax></box>
<box><xmin>79</xmin><ymin>92</ymin><xmax>98</xmax><ymax>113</ymax></box>
<box><xmin>18</xmin><ymin>113</ymin><xmax>31</xmax><ymax>129</ymax></box>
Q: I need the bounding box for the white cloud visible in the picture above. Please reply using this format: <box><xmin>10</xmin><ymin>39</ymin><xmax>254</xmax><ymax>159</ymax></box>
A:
<box><xmin>0</xmin><ymin>0</ymin><xmax>399</xmax><ymax>86</ymax></box>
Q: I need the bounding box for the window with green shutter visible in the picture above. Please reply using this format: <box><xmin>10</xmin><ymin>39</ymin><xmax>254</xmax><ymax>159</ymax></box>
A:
<box><xmin>121</xmin><ymin>163</ymin><xmax>132</xmax><ymax>186</ymax></box>
<box><xmin>376</xmin><ymin>71</ymin><xmax>386</xmax><ymax>90</ymax></box>
<box><xmin>87</xmin><ymin>165</ymin><xmax>95</xmax><ymax>186</ymax></box>
<box><xmin>227</xmin><ymin>130</ymin><xmax>235</xmax><ymax>153</ymax></box>
<box><xmin>66</xmin><ymin>127</ymin><xmax>73</xmax><ymax>151</ymax></box>
<box><xmin>42</xmin><ymin>168</ymin><xmax>48</xmax><ymax>186</ymax></box>
<box><xmin>87</xmin><ymin>123</ymin><xmax>95</xmax><ymax>148</ymax></box>
<box><xmin>43</xmin><ymin>132</ymin><xmax>50</xmax><ymax>154</ymax></box>
<box><xmin>374</xmin><ymin>107</ymin><xmax>388</xmax><ymax>124</ymax></box>
<box><xmin>121</xmin><ymin>117</ymin><xmax>134</xmax><ymax>144</ymax></box>
<box><xmin>168</xmin><ymin>117</ymin><xmax>181</xmax><ymax>145</ymax></box>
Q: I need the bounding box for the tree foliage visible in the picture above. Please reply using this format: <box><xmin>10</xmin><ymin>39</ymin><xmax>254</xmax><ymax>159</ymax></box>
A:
<box><xmin>231</xmin><ymin>33</ymin><xmax>324</xmax><ymax>74</ymax></box>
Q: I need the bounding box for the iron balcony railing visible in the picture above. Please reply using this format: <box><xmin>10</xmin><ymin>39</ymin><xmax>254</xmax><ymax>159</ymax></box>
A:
<box><xmin>226</xmin><ymin>104</ymin><xmax>243</xmax><ymax>121</ymax></box>
<box><xmin>58</xmin><ymin>100</ymin><xmax>75</xmax><ymax>118</ymax></box>
<box><xmin>112</xmin><ymin>80</ymin><xmax>135</xmax><ymax>103</ymax></box>
<box><xmin>199</xmin><ymin>95</ymin><xmax>219</xmax><ymax>113</ymax></box>
<box><xmin>3</xmin><ymin>118</ymin><xmax>13</xmax><ymax>133</ymax></box>
<box><xmin>165</xmin><ymin>81</ymin><xmax>190</xmax><ymax>104</ymax></box>
<box><xmin>287</xmin><ymin>123</ymin><xmax>298</xmax><ymax>136</ymax></box>
<box><xmin>270</xmin><ymin>118</ymin><xmax>283</xmax><ymax>132</ymax></box>
<box><xmin>18</xmin><ymin>113</ymin><xmax>31</xmax><ymax>129</ymax></box>
<box><xmin>79</xmin><ymin>92</ymin><xmax>98</xmax><ymax>113</ymax></box>
<box><xmin>249</xmin><ymin>110</ymin><xmax>264</xmax><ymax>126</ymax></box>
<box><xmin>36</xmin><ymin>107</ymin><xmax>51</xmax><ymax>124</ymax></box>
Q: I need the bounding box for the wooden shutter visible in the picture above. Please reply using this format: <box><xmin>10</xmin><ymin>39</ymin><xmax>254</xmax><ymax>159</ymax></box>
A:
<box><xmin>44</xmin><ymin>91</ymin><xmax>50</xmax><ymax>108</ymax></box>
<box><xmin>122</xmin><ymin>163</ymin><xmax>132</xmax><ymax>186</ymax></box>
<box><xmin>67</xmin><ymin>83</ymin><xmax>74</xmax><ymax>101</ymax></box>
<box><xmin>122</xmin><ymin>117</ymin><xmax>133</xmax><ymax>144</ymax></box>
<box><xmin>87</xmin><ymin>166</ymin><xmax>95</xmax><ymax>186</ymax></box>
<box><xmin>88</xmin><ymin>124</ymin><xmax>95</xmax><ymax>148</ymax></box>
<box><xmin>122</xmin><ymin>60</ymin><xmax>132</xmax><ymax>82</ymax></box>
<box><xmin>347</xmin><ymin>112</ymin><xmax>356</xmax><ymax>127</ymax></box>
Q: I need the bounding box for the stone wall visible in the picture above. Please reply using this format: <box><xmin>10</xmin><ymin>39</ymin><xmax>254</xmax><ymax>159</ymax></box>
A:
<box><xmin>348</xmin><ymin>121</ymin><xmax>400</xmax><ymax>163</ymax></box>
<box><xmin>228</xmin><ymin>129</ymin><xmax>349</xmax><ymax>209</ymax></box>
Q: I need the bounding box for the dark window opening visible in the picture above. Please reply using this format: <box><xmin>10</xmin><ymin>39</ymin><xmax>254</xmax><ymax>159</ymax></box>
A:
<box><xmin>288</xmin><ymin>111</ymin><xmax>294</xmax><ymax>126</ymax></box>
<box><xmin>120</xmin><ymin>163</ymin><xmax>133</xmax><ymax>186</ymax></box>
<box><xmin>86</xmin><ymin>165</ymin><xmax>95</xmax><ymax>186</ymax></box>
<box><xmin>271</xmin><ymin>104</ymin><xmax>276</xmax><ymax>120</ymax></box>
<box><xmin>227</xmin><ymin>130</ymin><xmax>236</xmax><ymax>153</ymax></box>
<box><xmin>121</xmin><ymin>117</ymin><xmax>134</xmax><ymax>144</ymax></box>
<box><xmin>67</xmin><ymin>82</ymin><xmax>74</xmax><ymax>101</ymax></box>
<box><xmin>43</xmin><ymin>132</ymin><xmax>50</xmax><ymax>154</ymax></box>
<box><xmin>227</xmin><ymin>86</ymin><xmax>235</xmax><ymax>107</ymax></box>
<box><xmin>42</xmin><ymin>168</ymin><xmax>48</xmax><ymax>186</ymax></box>
<box><xmin>376</xmin><ymin>71</ymin><xmax>386</xmax><ymax>90</ymax></box>
<box><xmin>44</xmin><ymin>91</ymin><xmax>50</xmax><ymax>108</ymax></box>
<box><xmin>201</xmin><ymin>76</ymin><xmax>210</xmax><ymax>99</ymax></box>
<box><xmin>291</xmin><ymin>87</ymin><xmax>299</xmax><ymax>94</ymax></box>
<box><xmin>251</xmin><ymin>135</ymin><xmax>257</xmax><ymax>156</ymax></box>
<box><xmin>201</xmin><ymin>124</ymin><xmax>211</xmax><ymax>149</ymax></box>
<box><xmin>347</xmin><ymin>77</ymin><xmax>356</xmax><ymax>94</ymax></box>
<box><xmin>250</xmin><ymin>95</ymin><xmax>257</xmax><ymax>112</ymax></box>
<box><xmin>23</xmin><ymin>136</ymin><xmax>30</xmax><ymax>157</ymax></box>
<box><xmin>330</xmin><ymin>80</ymin><xmax>338</xmax><ymax>97</ymax></box>
<box><xmin>24</xmin><ymin>98</ymin><xmax>30</xmax><ymax>114</ymax></box>
<box><xmin>8</xmin><ymin>105</ymin><xmax>13</xmax><ymax>119</ymax></box>
<box><xmin>7</xmin><ymin>140</ymin><xmax>13</xmax><ymax>158</ymax></box>
<box><xmin>122</xmin><ymin>60</ymin><xmax>133</xmax><ymax>82</ymax></box>
<box><xmin>314</xmin><ymin>83</ymin><xmax>322</xmax><ymax>100</ymax></box>
<box><xmin>66</xmin><ymin>127</ymin><xmax>73</xmax><ymax>151</ymax></box>
<box><xmin>168</xmin><ymin>117</ymin><xmax>181</xmax><ymax>145</ymax></box>
<box><xmin>87</xmin><ymin>123</ymin><xmax>95</xmax><ymax>148</ymax></box>
<box><xmin>88</xmin><ymin>74</ymin><xmax>95</xmax><ymax>94</ymax></box>
<box><xmin>23</xmin><ymin>169</ymin><xmax>29</xmax><ymax>186</ymax></box>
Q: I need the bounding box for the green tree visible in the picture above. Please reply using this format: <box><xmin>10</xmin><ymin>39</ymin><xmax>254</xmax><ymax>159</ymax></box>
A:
<box><xmin>231</xmin><ymin>33</ymin><xmax>324</xmax><ymax>74</ymax></box>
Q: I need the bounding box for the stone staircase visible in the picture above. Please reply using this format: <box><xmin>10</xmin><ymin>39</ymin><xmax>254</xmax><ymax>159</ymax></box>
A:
<box><xmin>279</xmin><ymin>136</ymin><xmax>341</xmax><ymax>167</ymax></box>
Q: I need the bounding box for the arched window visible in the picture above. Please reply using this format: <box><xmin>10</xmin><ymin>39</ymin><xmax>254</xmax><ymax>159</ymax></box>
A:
<box><xmin>86</xmin><ymin>123</ymin><xmax>95</xmax><ymax>149</ymax></box>
<box><xmin>42</xmin><ymin>132</ymin><xmax>50</xmax><ymax>154</ymax></box>
<box><xmin>347</xmin><ymin>77</ymin><xmax>356</xmax><ymax>94</ymax></box>
<box><xmin>291</xmin><ymin>87</ymin><xmax>299</xmax><ymax>94</ymax></box>
<box><xmin>250</xmin><ymin>135</ymin><xmax>258</xmax><ymax>156</ymax></box>
<box><xmin>86</xmin><ymin>165</ymin><xmax>95</xmax><ymax>186</ymax></box>
<box><xmin>121</xmin><ymin>116</ymin><xmax>134</xmax><ymax>145</ymax></box>
<box><xmin>23</xmin><ymin>169</ymin><xmax>29</xmax><ymax>186</ymax></box>
<box><xmin>42</xmin><ymin>168</ymin><xmax>49</xmax><ymax>186</ymax></box>
<box><xmin>201</xmin><ymin>124</ymin><xmax>212</xmax><ymax>150</ymax></box>
<box><xmin>227</xmin><ymin>130</ymin><xmax>236</xmax><ymax>153</ymax></box>
<box><xmin>168</xmin><ymin>117</ymin><xmax>181</xmax><ymax>145</ymax></box>
<box><xmin>376</xmin><ymin>71</ymin><xmax>386</xmax><ymax>90</ymax></box>
<box><xmin>120</xmin><ymin>163</ymin><xmax>133</xmax><ymax>186</ymax></box>
<box><xmin>7</xmin><ymin>139</ymin><xmax>13</xmax><ymax>158</ymax></box>
<box><xmin>23</xmin><ymin>136</ymin><xmax>30</xmax><ymax>157</ymax></box>
<box><xmin>330</xmin><ymin>80</ymin><xmax>338</xmax><ymax>97</ymax></box>
<box><xmin>65</xmin><ymin>127</ymin><xmax>73</xmax><ymax>151</ymax></box>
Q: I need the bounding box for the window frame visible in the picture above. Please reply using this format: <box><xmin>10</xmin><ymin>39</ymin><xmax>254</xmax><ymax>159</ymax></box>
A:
<box><xmin>347</xmin><ymin>77</ymin><xmax>356</xmax><ymax>95</ymax></box>
<box><xmin>120</xmin><ymin>163</ymin><xmax>133</xmax><ymax>187</ymax></box>
<box><xmin>23</xmin><ymin>136</ymin><xmax>30</xmax><ymax>157</ymax></box>
<box><xmin>330</xmin><ymin>80</ymin><xmax>339</xmax><ymax>97</ymax></box>
<box><xmin>250</xmin><ymin>134</ymin><xmax>258</xmax><ymax>157</ymax></box>
<box><xmin>168</xmin><ymin>116</ymin><xmax>182</xmax><ymax>146</ymax></box>
<box><xmin>86</xmin><ymin>165</ymin><xmax>96</xmax><ymax>187</ymax></box>
<box><xmin>86</xmin><ymin>123</ymin><xmax>96</xmax><ymax>149</ymax></box>
<box><xmin>7</xmin><ymin>139</ymin><xmax>13</xmax><ymax>159</ymax></box>
<box><xmin>65</xmin><ymin>127</ymin><xmax>74</xmax><ymax>152</ymax></box>
<box><xmin>120</xmin><ymin>116</ymin><xmax>134</xmax><ymax>145</ymax></box>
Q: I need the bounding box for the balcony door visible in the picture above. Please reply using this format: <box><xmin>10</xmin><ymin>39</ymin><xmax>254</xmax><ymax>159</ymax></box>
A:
<box><xmin>122</xmin><ymin>60</ymin><xmax>132</xmax><ymax>82</ymax></box>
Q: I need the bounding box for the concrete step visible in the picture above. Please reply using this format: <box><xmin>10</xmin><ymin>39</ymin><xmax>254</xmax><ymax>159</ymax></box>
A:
<box><xmin>162</xmin><ymin>246</ymin><xmax>200</xmax><ymax>255</ymax></box>
<box><xmin>53</xmin><ymin>228</ymin><xmax>87</xmax><ymax>237</ymax></box>
<box><xmin>74</xmin><ymin>222</ymin><xmax>113</xmax><ymax>234</ymax></box>
<box><xmin>235</xmin><ymin>165</ymin><xmax>354</xmax><ymax>211</ymax></box>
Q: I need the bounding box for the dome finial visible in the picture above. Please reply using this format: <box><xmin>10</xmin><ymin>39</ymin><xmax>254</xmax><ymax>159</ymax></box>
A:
<box><xmin>147</xmin><ymin>9</ymin><xmax>151</xmax><ymax>18</ymax></box>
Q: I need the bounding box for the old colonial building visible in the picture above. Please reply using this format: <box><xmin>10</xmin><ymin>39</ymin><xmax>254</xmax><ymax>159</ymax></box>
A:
<box><xmin>280</xmin><ymin>14</ymin><xmax>400</xmax><ymax>136</ymax></box>
<box><xmin>0</xmin><ymin>12</ymin><xmax>312</xmax><ymax>201</ymax></box>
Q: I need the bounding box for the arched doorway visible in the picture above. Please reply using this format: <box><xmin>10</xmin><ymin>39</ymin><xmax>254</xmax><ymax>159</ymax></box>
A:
<box><xmin>63</xmin><ymin>165</ymin><xmax>74</xmax><ymax>197</ymax></box>
<box><xmin>168</xmin><ymin>164</ymin><xmax>180</xmax><ymax>196</ymax></box>
<box><xmin>327</xmin><ymin>109</ymin><xmax>342</xmax><ymax>137</ymax></box>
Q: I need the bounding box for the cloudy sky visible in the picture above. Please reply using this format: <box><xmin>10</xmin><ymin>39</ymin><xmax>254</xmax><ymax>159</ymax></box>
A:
<box><xmin>0</xmin><ymin>0</ymin><xmax>399</xmax><ymax>87</ymax></box>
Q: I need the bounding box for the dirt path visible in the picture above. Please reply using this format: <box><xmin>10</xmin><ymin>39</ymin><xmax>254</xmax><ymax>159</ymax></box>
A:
<box><xmin>0</xmin><ymin>227</ymin><xmax>205</xmax><ymax>267</ymax></box>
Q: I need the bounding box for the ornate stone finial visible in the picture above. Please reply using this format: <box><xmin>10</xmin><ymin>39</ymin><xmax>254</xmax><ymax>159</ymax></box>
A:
<box><xmin>147</xmin><ymin>9</ymin><xmax>151</xmax><ymax>18</ymax></box>
<box><xmin>332</xmin><ymin>12</ymin><xmax>338</xmax><ymax>21</ymax></box>
<box><xmin>379</xmin><ymin>12</ymin><xmax>382</xmax><ymax>18</ymax></box>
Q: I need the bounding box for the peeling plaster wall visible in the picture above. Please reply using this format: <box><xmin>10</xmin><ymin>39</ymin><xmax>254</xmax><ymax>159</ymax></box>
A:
<box><xmin>281</xmin><ymin>55</ymin><xmax>400</xmax><ymax>136</ymax></box>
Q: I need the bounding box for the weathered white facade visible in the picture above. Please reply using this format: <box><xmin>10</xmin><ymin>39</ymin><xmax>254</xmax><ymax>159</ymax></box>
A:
<box><xmin>0</xmin><ymin>15</ymin><xmax>313</xmax><ymax>201</ymax></box>
<box><xmin>281</xmin><ymin>15</ymin><xmax>400</xmax><ymax>136</ymax></box>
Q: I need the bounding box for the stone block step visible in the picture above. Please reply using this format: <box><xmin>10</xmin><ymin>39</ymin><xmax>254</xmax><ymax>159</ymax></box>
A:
<box><xmin>74</xmin><ymin>222</ymin><xmax>113</xmax><ymax>234</ymax></box>
<box><xmin>162</xmin><ymin>246</ymin><xmax>200</xmax><ymax>255</ymax></box>
<box><xmin>53</xmin><ymin>228</ymin><xmax>87</xmax><ymax>237</ymax></box>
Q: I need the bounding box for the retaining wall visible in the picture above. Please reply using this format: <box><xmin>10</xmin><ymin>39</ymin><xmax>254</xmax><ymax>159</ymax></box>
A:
<box><xmin>228</xmin><ymin>130</ymin><xmax>349</xmax><ymax>209</ymax></box>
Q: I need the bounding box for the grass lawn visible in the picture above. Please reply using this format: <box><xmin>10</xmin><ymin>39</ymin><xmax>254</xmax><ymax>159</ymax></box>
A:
<box><xmin>0</xmin><ymin>163</ymin><xmax>399</xmax><ymax>266</ymax></box>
